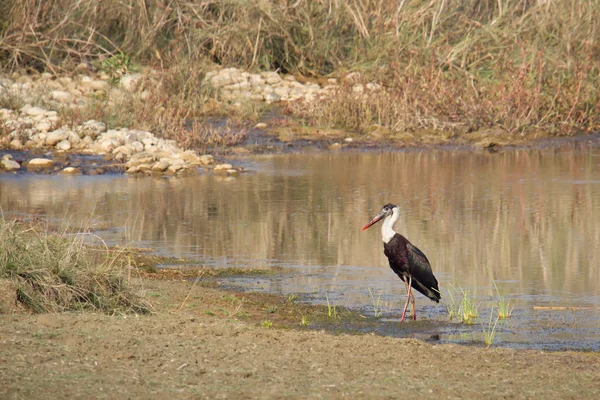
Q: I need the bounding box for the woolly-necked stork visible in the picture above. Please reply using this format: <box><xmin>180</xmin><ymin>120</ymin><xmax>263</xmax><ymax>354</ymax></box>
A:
<box><xmin>362</xmin><ymin>203</ymin><xmax>441</xmax><ymax>321</ymax></box>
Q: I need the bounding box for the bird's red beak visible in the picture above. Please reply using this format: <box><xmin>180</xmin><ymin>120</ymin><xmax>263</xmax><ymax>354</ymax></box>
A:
<box><xmin>362</xmin><ymin>212</ymin><xmax>384</xmax><ymax>231</ymax></box>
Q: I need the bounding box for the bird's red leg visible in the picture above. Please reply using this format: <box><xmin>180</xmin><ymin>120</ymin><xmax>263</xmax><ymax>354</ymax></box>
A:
<box><xmin>405</xmin><ymin>275</ymin><xmax>416</xmax><ymax>320</ymax></box>
<box><xmin>411</xmin><ymin>289</ymin><xmax>416</xmax><ymax>320</ymax></box>
<box><xmin>400</xmin><ymin>278</ymin><xmax>411</xmax><ymax>322</ymax></box>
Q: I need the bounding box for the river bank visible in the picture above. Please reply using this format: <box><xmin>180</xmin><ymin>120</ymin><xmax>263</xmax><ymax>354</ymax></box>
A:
<box><xmin>1</xmin><ymin>277</ymin><xmax>599</xmax><ymax>399</ymax></box>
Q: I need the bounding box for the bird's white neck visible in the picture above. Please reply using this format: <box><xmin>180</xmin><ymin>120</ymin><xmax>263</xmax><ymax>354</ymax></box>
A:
<box><xmin>381</xmin><ymin>207</ymin><xmax>399</xmax><ymax>243</ymax></box>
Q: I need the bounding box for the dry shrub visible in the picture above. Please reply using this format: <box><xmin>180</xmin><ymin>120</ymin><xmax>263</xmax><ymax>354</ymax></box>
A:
<box><xmin>1</xmin><ymin>0</ymin><xmax>599</xmax><ymax>136</ymax></box>
<box><xmin>0</xmin><ymin>215</ymin><xmax>151</xmax><ymax>314</ymax></box>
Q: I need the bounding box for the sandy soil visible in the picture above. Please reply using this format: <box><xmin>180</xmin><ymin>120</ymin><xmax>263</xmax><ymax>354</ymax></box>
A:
<box><xmin>1</xmin><ymin>277</ymin><xmax>599</xmax><ymax>400</ymax></box>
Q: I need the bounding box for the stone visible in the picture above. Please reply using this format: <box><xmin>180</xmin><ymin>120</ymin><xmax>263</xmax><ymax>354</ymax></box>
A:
<box><xmin>329</xmin><ymin>143</ymin><xmax>343</xmax><ymax>150</ymax></box>
<box><xmin>68</xmin><ymin>132</ymin><xmax>81</xmax><ymax>145</ymax></box>
<box><xmin>167</xmin><ymin>164</ymin><xmax>184</xmax><ymax>173</ymax></box>
<box><xmin>254</xmin><ymin>122</ymin><xmax>267</xmax><ymax>129</ymax></box>
<box><xmin>214</xmin><ymin>163</ymin><xmax>233</xmax><ymax>174</ymax></box>
<box><xmin>46</xmin><ymin>129</ymin><xmax>71</xmax><ymax>146</ymax></box>
<box><xmin>120</xmin><ymin>73</ymin><xmax>143</xmax><ymax>91</ymax></box>
<box><xmin>152</xmin><ymin>159</ymin><xmax>171</xmax><ymax>172</ymax></box>
<box><xmin>56</xmin><ymin>140</ymin><xmax>71</xmax><ymax>151</ymax></box>
<box><xmin>304</xmin><ymin>92</ymin><xmax>318</xmax><ymax>102</ymax></box>
<box><xmin>366</xmin><ymin>82</ymin><xmax>381</xmax><ymax>91</ymax></box>
<box><xmin>97</xmin><ymin>139</ymin><xmax>116</xmax><ymax>153</ymax></box>
<box><xmin>81</xmin><ymin>136</ymin><xmax>94</xmax><ymax>147</ymax></box>
<box><xmin>113</xmin><ymin>145</ymin><xmax>133</xmax><ymax>157</ymax></box>
<box><xmin>51</xmin><ymin>90</ymin><xmax>73</xmax><ymax>102</ymax></box>
<box><xmin>128</xmin><ymin>141</ymin><xmax>144</xmax><ymax>153</ymax></box>
<box><xmin>89</xmin><ymin>80</ymin><xmax>110</xmax><ymax>91</ymax></box>
<box><xmin>1</xmin><ymin>158</ymin><xmax>20</xmax><ymax>171</ymax></box>
<box><xmin>352</xmin><ymin>84</ymin><xmax>364</xmax><ymax>93</ymax></box>
<box><xmin>76</xmin><ymin>120</ymin><xmax>106</xmax><ymax>138</ymax></box>
<box><xmin>23</xmin><ymin>106</ymin><xmax>46</xmax><ymax>117</ymax></box>
<box><xmin>199</xmin><ymin>154</ymin><xmax>214</xmax><ymax>165</ymax></box>
<box><xmin>27</xmin><ymin>158</ymin><xmax>55</xmax><ymax>170</ymax></box>
<box><xmin>59</xmin><ymin>167</ymin><xmax>82</xmax><ymax>175</ymax></box>
<box><xmin>261</xmin><ymin>71</ymin><xmax>282</xmax><ymax>85</ymax></box>
<box><xmin>35</xmin><ymin>121</ymin><xmax>52</xmax><ymax>132</ymax></box>
<box><xmin>127</xmin><ymin>152</ymin><xmax>156</xmax><ymax>167</ymax></box>
<box><xmin>264</xmin><ymin>92</ymin><xmax>281</xmax><ymax>103</ymax></box>
<box><xmin>9</xmin><ymin>139</ymin><xmax>23</xmax><ymax>150</ymax></box>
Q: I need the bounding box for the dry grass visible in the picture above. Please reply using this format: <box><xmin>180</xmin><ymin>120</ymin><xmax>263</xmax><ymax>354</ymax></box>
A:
<box><xmin>1</xmin><ymin>0</ymin><xmax>599</xmax><ymax>138</ymax></box>
<box><xmin>56</xmin><ymin>58</ymin><xmax>249</xmax><ymax>150</ymax></box>
<box><xmin>0</xmin><ymin>214</ymin><xmax>151</xmax><ymax>314</ymax></box>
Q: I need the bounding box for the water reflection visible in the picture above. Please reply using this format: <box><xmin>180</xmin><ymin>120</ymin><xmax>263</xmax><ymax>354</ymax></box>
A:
<box><xmin>1</xmin><ymin>147</ymin><xmax>600</xmax><ymax>348</ymax></box>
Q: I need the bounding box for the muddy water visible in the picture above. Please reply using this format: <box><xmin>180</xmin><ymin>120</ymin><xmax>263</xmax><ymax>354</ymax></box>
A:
<box><xmin>1</xmin><ymin>147</ymin><xmax>600</xmax><ymax>350</ymax></box>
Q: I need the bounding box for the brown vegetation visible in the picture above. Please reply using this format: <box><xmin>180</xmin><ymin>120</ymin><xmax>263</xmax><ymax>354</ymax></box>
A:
<box><xmin>1</xmin><ymin>0</ymin><xmax>599</xmax><ymax>142</ymax></box>
<box><xmin>0</xmin><ymin>215</ymin><xmax>150</xmax><ymax>313</ymax></box>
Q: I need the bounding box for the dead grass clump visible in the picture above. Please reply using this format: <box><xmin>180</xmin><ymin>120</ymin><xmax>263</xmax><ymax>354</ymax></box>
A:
<box><xmin>56</xmin><ymin>60</ymin><xmax>249</xmax><ymax>151</ymax></box>
<box><xmin>0</xmin><ymin>215</ymin><xmax>151</xmax><ymax>314</ymax></box>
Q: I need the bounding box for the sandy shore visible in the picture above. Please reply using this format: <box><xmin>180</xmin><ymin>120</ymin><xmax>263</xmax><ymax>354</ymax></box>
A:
<box><xmin>1</xmin><ymin>278</ymin><xmax>599</xmax><ymax>399</ymax></box>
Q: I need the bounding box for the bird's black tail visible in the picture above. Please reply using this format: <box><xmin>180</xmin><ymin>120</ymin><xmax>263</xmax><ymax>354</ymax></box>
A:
<box><xmin>413</xmin><ymin>279</ymin><xmax>441</xmax><ymax>303</ymax></box>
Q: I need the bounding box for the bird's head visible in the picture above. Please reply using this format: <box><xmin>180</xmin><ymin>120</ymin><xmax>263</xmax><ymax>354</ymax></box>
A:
<box><xmin>361</xmin><ymin>203</ymin><xmax>398</xmax><ymax>231</ymax></box>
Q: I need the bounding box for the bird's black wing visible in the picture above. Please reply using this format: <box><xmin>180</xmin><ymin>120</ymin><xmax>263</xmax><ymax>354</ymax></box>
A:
<box><xmin>406</xmin><ymin>242</ymin><xmax>441</xmax><ymax>302</ymax></box>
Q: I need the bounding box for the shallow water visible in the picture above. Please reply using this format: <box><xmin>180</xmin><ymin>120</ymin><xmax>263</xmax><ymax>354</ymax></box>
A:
<box><xmin>1</xmin><ymin>146</ymin><xmax>600</xmax><ymax>350</ymax></box>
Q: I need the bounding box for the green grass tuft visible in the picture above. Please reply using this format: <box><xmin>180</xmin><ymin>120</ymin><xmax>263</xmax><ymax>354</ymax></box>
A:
<box><xmin>368</xmin><ymin>288</ymin><xmax>383</xmax><ymax>318</ymax></box>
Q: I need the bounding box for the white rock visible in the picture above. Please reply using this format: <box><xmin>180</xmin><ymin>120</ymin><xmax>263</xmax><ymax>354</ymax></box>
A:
<box><xmin>264</xmin><ymin>92</ymin><xmax>281</xmax><ymax>103</ymax></box>
<box><xmin>255</xmin><ymin>122</ymin><xmax>267</xmax><ymax>129</ymax></box>
<box><xmin>59</xmin><ymin>167</ymin><xmax>82</xmax><ymax>175</ymax></box>
<box><xmin>9</xmin><ymin>139</ymin><xmax>23</xmax><ymax>150</ymax></box>
<box><xmin>56</xmin><ymin>140</ymin><xmax>71</xmax><ymax>151</ymax></box>
<box><xmin>167</xmin><ymin>164</ymin><xmax>184</xmax><ymax>173</ymax></box>
<box><xmin>113</xmin><ymin>145</ymin><xmax>133</xmax><ymax>157</ymax></box>
<box><xmin>352</xmin><ymin>84</ymin><xmax>365</xmax><ymax>93</ymax></box>
<box><xmin>76</xmin><ymin>120</ymin><xmax>106</xmax><ymax>138</ymax></box>
<box><xmin>1</xmin><ymin>158</ymin><xmax>20</xmax><ymax>171</ymax></box>
<box><xmin>89</xmin><ymin>80</ymin><xmax>110</xmax><ymax>91</ymax></box>
<box><xmin>127</xmin><ymin>152</ymin><xmax>156</xmax><ymax>167</ymax></box>
<box><xmin>51</xmin><ymin>90</ymin><xmax>73</xmax><ymax>102</ymax></box>
<box><xmin>97</xmin><ymin>139</ymin><xmax>117</xmax><ymax>153</ymax></box>
<box><xmin>27</xmin><ymin>158</ymin><xmax>55</xmax><ymax>169</ymax></box>
<box><xmin>120</xmin><ymin>73</ymin><xmax>143</xmax><ymax>91</ymax></box>
<box><xmin>261</xmin><ymin>72</ymin><xmax>282</xmax><ymax>85</ymax></box>
<box><xmin>199</xmin><ymin>154</ymin><xmax>214</xmax><ymax>165</ymax></box>
<box><xmin>23</xmin><ymin>106</ymin><xmax>46</xmax><ymax>117</ymax></box>
<box><xmin>304</xmin><ymin>92</ymin><xmax>317</xmax><ymax>102</ymax></box>
<box><xmin>152</xmin><ymin>159</ymin><xmax>171</xmax><ymax>171</ymax></box>
<box><xmin>81</xmin><ymin>136</ymin><xmax>94</xmax><ymax>147</ymax></box>
<box><xmin>35</xmin><ymin>121</ymin><xmax>52</xmax><ymax>132</ymax></box>
<box><xmin>68</xmin><ymin>132</ymin><xmax>81</xmax><ymax>145</ymax></box>
<box><xmin>214</xmin><ymin>163</ymin><xmax>233</xmax><ymax>170</ymax></box>
<box><xmin>128</xmin><ymin>141</ymin><xmax>144</xmax><ymax>153</ymax></box>
<box><xmin>46</xmin><ymin>129</ymin><xmax>71</xmax><ymax>146</ymax></box>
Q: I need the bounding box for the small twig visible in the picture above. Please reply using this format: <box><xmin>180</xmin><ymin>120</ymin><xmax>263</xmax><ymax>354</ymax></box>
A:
<box><xmin>176</xmin><ymin>268</ymin><xmax>206</xmax><ymax>311</ymax></box>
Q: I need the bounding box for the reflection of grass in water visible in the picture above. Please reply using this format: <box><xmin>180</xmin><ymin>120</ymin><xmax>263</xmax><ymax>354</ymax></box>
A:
<box><xmin>489</xmin><ymin>272</ymin><xmax>514</xmax><ymax>319</ymax></box>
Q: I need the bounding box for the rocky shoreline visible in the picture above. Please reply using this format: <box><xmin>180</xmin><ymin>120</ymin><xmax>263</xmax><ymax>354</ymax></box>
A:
<box><xmin>1</xmin><ymin>64</ymin><xmax>377</xmax><ymax>175</ymax></box>
<box><xmin>0</xmin><ymin>67</ymin><xmax>282</xmax><ymax>176</ymax></box>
